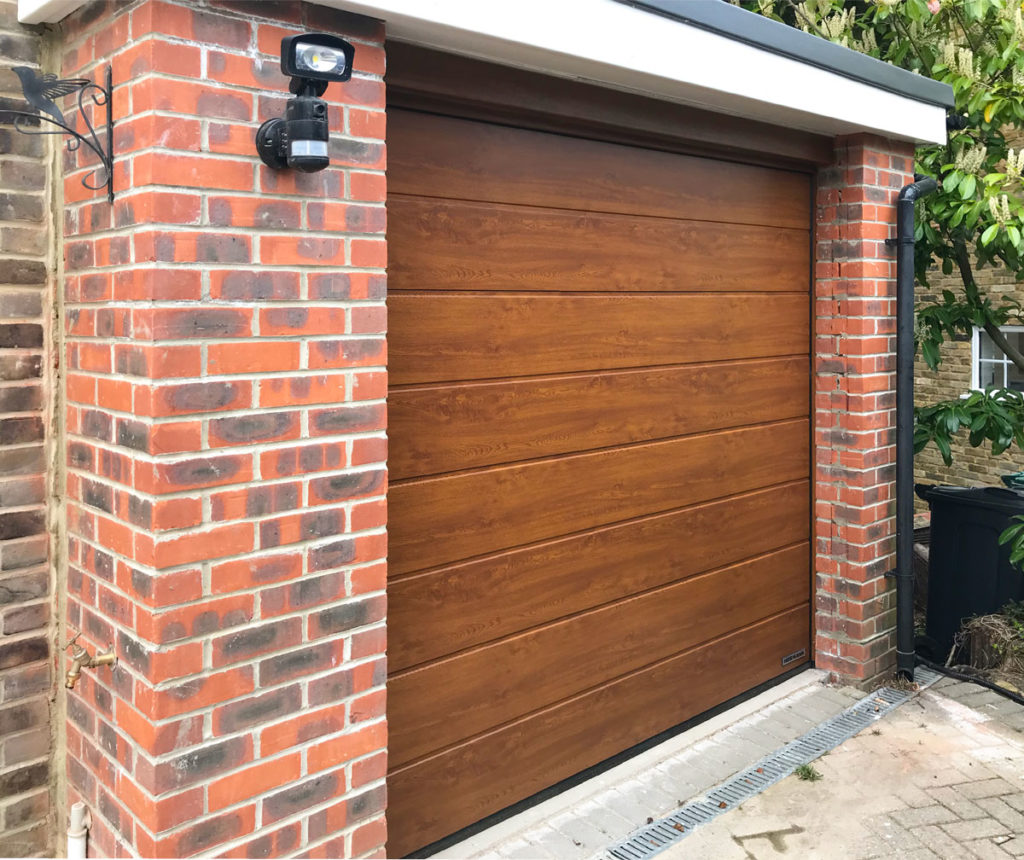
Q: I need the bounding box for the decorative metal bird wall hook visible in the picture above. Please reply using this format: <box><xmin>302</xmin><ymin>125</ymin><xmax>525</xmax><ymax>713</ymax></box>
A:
<box><xmin>4</xmin><ymin>65</ymin><xmax>114</xmax><ymax>203</ymax></box>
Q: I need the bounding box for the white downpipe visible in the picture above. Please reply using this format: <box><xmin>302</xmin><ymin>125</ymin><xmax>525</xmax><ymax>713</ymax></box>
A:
<box><xmin>67</xmin><ymin>802</ymin><xmax>90</xmax><ymax>860</ymax></box>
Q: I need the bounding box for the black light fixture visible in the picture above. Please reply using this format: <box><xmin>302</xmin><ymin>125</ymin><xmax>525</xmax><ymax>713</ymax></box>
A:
<box><xmin>256</xmin><ymin>33</ymin><xmax>355</xmax><ymax>173</ymax></box>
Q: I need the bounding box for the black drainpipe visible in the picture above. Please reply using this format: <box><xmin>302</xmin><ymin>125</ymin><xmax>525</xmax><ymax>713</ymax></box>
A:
<box><xmin>893</xmin><ymin>174</ymin><xmax>938</xmax><ymax>681</ymax></box>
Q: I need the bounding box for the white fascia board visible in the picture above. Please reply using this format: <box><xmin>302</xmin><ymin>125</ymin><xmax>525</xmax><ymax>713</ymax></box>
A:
<box><xmin>20</xmin><ymin>0</ymin><xmax>947</xmax><ymax>144</ymax></box>
<box><xmin>327</xmin><ymin>0</ymin><xmax>947</xmax><ymax>144</ymax></box>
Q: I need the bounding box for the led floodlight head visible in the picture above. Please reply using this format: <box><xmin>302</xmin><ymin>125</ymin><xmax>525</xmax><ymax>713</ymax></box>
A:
<box><xmin>282</xmin><ymin>34</ymin><xmax>354</xmax><ymax>83</ymax></box>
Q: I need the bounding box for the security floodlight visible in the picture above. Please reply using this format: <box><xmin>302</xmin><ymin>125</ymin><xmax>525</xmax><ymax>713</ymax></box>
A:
<box><xmin>256</xmin><ymin>32</ymin><xmax>356</xmax><ymax>173</ymax></box>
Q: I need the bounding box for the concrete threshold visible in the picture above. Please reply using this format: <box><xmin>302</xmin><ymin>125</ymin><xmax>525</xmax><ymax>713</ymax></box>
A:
<box><xmin>440</xmin><ymin>669</ymin><xmax>864</xmax><ymax>860</ymax></box>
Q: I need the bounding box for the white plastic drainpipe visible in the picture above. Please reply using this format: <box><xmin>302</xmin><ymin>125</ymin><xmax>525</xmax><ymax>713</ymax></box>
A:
<box><xmin>67</xmin><ymin>801</ymin><xmax>90</xmax><ymax>860</ymax></box>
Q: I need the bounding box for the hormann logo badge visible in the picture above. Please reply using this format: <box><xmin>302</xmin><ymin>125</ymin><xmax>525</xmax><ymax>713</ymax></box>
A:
<box><xmin>781</xmin><ymin>649</ymin><xmax>807</xmax><ymax>667</ymax></box>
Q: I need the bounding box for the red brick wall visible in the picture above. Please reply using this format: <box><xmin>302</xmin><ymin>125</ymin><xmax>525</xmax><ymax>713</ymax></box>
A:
<box><xmin>0</xmin><ymin>1</ymin><xmax>55</xmax><ymax>855</ymax></box>
<box><xmin>814</xmin><ymin>135</ymin><xmax>914</xmax><ymax>683</ymax></box>
<box><xmin>59</xmin><ymin>1</ymin><xmax>387</xmax><ymax>855</ymax></box>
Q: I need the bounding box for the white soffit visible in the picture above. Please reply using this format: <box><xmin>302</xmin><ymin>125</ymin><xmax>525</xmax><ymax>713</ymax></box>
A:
<box><xmin>20</xmin><ymin>0</ymin><xmax>948</xmax><ymax>144</ymax></box>
<box><xmin>18</xmin><ymin>0</ymin><xmax>82</xmax><ymax>26</ymax></box>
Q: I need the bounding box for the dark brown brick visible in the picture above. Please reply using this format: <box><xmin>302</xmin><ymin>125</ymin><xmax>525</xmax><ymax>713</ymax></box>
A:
<box><xmin>0</xmin><ymin>510</ymin><xmax>44</xmax><ymax>541</ymax></box>
<box><xmin>0</xmin><ymin>323</ymin><xmax>41</xmax><ymax>348</ymax></box>
<box><xmin>2</xmin><ymin>601</ymin><xmax>47</xmax><ymax>634</ymax></box>
<box><xmin>0</xmin><ymin>128</ymin><xmax>43</xmax><ymax>160</ymax></box>
<box><xmin>5</xmin><ymin>725</ymin><xmax>48</xmax><ymax>765</ymax></box>
<box><xmin>308</xmin><ymin>667</ymin><xmax>354</xmax><ymax>706</ymax></box>
<box><xmin>0</xmin><ymin>700</ymin><xmax>46</xmax><ymax>736</ymax></box>
<box><xmin>0</xmin><ymin>355</ymin><xmax>41</xmax><ymax>381</ymax></box>
<box><xmin>81</xmin><ymin>409</ymin><xmax>112</xmax><ymax>442</ymax></box>
<box><xmin>263</xmin><ymin>772</ymin><xmax>339</xmax><ymax>824</ymax></box>
<box><xmin>258</xmin><ymin>641</ymin><xmax>337</xmax><ymax>686</ymax></box>
<box><xmin>0</xmin><ymin>478</ymin><xmax>43</xmax><ymax>507</ymax></box>
<box><xmin>209</xmin><ymin>412</ymin><xmax>297</xmax><ymax>444</ymax></box>
<box><xmin>0</xmin><ymin>161</ymin><xmax>45</xmax><ymax>192</ymax></box>
<box><xmin>0</xmin><ymin>226</ymin><xmax>46</xmax><ymax>256</ymax></box>
<box><xmin>214</xmin><ymin>684</ymin><xmax>300</xmax><ymax>735</ymax></box>
<box><xmin>311</xmin><ymin>596</ymin><xmax>384</xmax><ymax>638</ymax></box>
<box><xmin>0</xmin><ymin>636</ymin><xmax>46</xmax><ymax>670</ymax></box>
<box><xmin>0</xmin><ymin>572</ymin><xmax>46</xmax><ymax>605</ymax></box>
<box><xmin>154</xmin><ymin>737</ymin><xmax>248</xmax><ymax>792</ymax></box>
<box><xmin>151</xmin><ymin>308</ymin><xmax>250</xmax><ymax>339</ymax></box>
<box><xmin>0</xmin><ymin>290</ymin><xmax>41</xmax><ymax>318</ymax></box>
<box><xmin>2</xmin><ymin>789</ymin><xmax>48</xmax><ymax>830</ymax></box>
<box><xmin>1</xmin><ymin>662</ymin><xmax>49</xmax><ymax>700</ymax></box>
<box><xmin>1</xmin><ymin>535</ymin><xmax>46</xmax><ymax>570</ymax></box>
<box><xmin>0</xmin><ymin>259</ymin><xmax>44</xmax><ymax>288</ymax></box>
<box><xmin>172</xmin><ymin>810</ymin><xmax>251</xmax><ymax>856</ymax></box>
<box><xmin>308</xmin><ymin>539</ymin><xmax>355</xmax><ymax>572</ymax></box>
<box><xmin>116</xmin><ymin>419</ymin><xmax>148</xmax><ymax>451</ymax></box>
<box><xmin>0</xmin><ymin>417</ymin><xmax>43</xmax><ymax>445</ymax></box>
<box><xmin>0</xmin><ymin>192</ymin><xmax>42</xmax><ymax>223</ymax></box>
<box><xmin>0</xmin><ymin>387</ymin><xmax>41</xmax><ymax>413</ymax></box>
<box><xmin>212</xmin><ymin>618</ymin><xmax>300</xmax><ymax>664</ymax></box>
<box><xmin>0</xmin><ymin>762</ymin><xmax>46</xmax><ymax>796</ymax></box>
<box><xmin>0</xmin><ymin>820</ymin><xmax>49</xmax><ymax>858</ymax></box>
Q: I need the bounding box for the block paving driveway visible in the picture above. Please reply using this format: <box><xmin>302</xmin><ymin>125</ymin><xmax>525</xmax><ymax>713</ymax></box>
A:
<box><xmin>668</xmin><ymin>676</ymin><xmax>1024</xmax><ymax>859</ymax></box>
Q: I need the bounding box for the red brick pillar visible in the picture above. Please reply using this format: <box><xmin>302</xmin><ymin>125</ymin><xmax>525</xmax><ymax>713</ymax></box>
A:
<box><xmin>60</xmin><ymin>1</ymin><xmax>387</xmax><ymax>855</ymax></box>
<box><xmin>814</xmin><ymin>134</ymin><xmax>915</xmax><ymax>684</ymax></box>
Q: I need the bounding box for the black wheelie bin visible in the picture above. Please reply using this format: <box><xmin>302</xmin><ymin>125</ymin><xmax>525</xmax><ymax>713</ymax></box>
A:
<box><xmin>914</xmin><ymin>484</ymin><xmax>1024</xmax><ymax>662</ymax></box>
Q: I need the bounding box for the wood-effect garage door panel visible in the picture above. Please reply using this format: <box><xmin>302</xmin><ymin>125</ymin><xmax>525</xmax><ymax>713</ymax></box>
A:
<box><xmin>389</xmin><ymin>542</ymin><xmax>808</xmax><ymax>768</ymax></box>
<box><xmin>387</xmin><ymin>110</ymin><xmax>811</xmax><ymax>230</ymax></box>
<box><xmin>387</xmin><ymin>196</ymin><xmax>810</xmax><ymax>293</ymax></box>
<box><xmin>386</xmin><ymin>606</ymin><xmax>810</xmax><ymax>858</ymax></box>
<box><xmin>389</xmin><ymin>357</ymin><xmax>808</xmax><ymax>480</ymax></box>
<box><xmin>389</xmin><ymin>418</ymin><xmax>809</xmax><ymax>575</ymax></box>
<box><xmin>388</xmin><ymin>480</ymin><xmax>810</xmax><ymax>672</ymax></box>
<box><xmin>386</xmin><ymin>103</ymin><xmax>813</xmax><ymax>857</ymax></box>
<box><xmin>389</xmin><ymin>293</ymin><xmax>809</xmax><ymax>386</ymax></box>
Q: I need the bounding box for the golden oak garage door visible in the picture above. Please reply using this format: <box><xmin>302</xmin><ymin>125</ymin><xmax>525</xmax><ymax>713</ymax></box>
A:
<box><xmin>385</xmin><ymin>108</ymin><xmax>812</xmax><ymax>857</ymax></box>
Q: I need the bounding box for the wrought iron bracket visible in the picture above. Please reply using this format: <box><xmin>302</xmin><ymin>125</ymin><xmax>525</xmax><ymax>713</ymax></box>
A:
<box><xmin>5</xmin><ymin>65</ymin><xmax>114</xmax><ymax>203</ymax></box>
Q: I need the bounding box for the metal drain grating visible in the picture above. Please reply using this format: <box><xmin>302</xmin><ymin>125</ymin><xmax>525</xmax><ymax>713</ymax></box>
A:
<box><xmin>608</xmin><ymin>668</ymin><xmax>940</xmax><ymax>860</ymax></box>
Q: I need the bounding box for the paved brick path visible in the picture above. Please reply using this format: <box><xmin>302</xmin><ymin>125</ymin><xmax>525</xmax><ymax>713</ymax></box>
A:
<box><xmin>667</xmin><ymin>677</ymin><xmax>1024</xmax><ymax>859</ymax></box>
<box><xmin>444</xmin><ymin>673</ymin><xmax>1024</xmax><ymax>860</ymax></box>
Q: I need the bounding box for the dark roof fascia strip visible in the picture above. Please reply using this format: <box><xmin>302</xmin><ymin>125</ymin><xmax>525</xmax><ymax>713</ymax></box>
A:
<box><xmin>618</xmin><ymin>0</ymin><xmax>954</xmax><ymax>109</ymax></box>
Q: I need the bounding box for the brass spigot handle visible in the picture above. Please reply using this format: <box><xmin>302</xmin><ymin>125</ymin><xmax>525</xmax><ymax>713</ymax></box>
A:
<box><xmin>63</xmin><ymin>635</ymin><xmax>117</xmax><ymax>690</ymax></box>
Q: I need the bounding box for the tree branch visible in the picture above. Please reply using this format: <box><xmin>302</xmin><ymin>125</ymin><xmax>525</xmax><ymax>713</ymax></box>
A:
<box><xmin>782</xmin><ymin>0</ymin><xmax>826</xmax><ymax>39</ymax></box>
<box><xmin>953</xmin><ymin>236</ymin><xmax>1024</xmax><ymax>373</ymax></box>
<box><xmin>891</xmin><ymin>14</ymin><xmax>928</xmax><ymax>69</ymax></box>
<box><xmin>950</xmin><ymin>3</ymin><xmax>979</xmax><ymax>57</ymax></box>
<box><xmin>953</xmin><ymin>235</ymin><xmax>975</xmax><ymax>287</ymax></box>
<box><xmin>983</xmin><ymin>321</ymin><xmax>1024</xmax><ymax>374</ymax></box>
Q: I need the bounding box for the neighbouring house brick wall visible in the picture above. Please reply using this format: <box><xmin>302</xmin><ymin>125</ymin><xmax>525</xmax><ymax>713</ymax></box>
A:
<box><xmin>914</xmin><ymin>265</ymin><xmax>1024</xmax><ymax>502</ymax></box>
<box><xmin>814</xmin><ymin>135</ymin><xmax>915</xmax><ymax>683</ymax></box>
<box><xmin>59</xmin><ymin>1</ymin><xmax>387</xmax><ymax>856</ymax></box>
<box><xmin>0</xmin><ymin>1</ymin><xmax>55</xmax><ymax>856</ymax></box>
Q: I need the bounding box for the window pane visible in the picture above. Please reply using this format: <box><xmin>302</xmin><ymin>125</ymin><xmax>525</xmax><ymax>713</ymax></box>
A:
<box><xmin>980</xmin><ymin>331</ymin><xmax>1000</xmax><ymax>360</ymax></box>
<box><xmin>1007</xmin><ymin>329</ymin><xmax>1024</xmax><ymax>355</ymax></box>
<box><xmin>1008</xmin><ymin>360</ymin><xmax>1024</xmax><ymax>392</ymax></box>
<box><xmin>978</xmin><ymin>361</ymin><xmax>1001</xmax><ymax>388</ymax></box>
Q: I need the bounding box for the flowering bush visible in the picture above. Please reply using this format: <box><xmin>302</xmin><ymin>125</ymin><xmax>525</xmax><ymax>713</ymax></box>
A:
<box><xmin>742</xmin><ymin>0</ymin><xmax>1024</xmax><ymax>464</ymax></box>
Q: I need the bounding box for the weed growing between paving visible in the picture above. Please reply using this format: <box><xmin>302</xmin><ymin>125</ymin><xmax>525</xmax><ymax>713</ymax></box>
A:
<box><xmin>794</xmin><ymin>764</ymin><xmax>822</xmax><ymax>782</ymax></box>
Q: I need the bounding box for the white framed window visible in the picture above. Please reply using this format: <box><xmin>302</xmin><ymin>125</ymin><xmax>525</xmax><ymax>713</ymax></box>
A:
<box><xmin>972</xmin><ymin>325</ymin><xmax>1024</xmax><ymax>391</ymax></box>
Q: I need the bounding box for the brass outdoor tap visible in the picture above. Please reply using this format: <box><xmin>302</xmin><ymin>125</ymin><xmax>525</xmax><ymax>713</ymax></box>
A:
<box><xmin>64</xmin><ymin>632</ymin><xmax>117</xmax><ymax>690</ymax></box>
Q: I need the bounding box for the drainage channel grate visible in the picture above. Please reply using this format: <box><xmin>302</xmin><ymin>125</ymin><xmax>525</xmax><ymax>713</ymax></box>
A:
<box><xmin>608</xmin><ymin>668</ymin><xmax>940</xmax><ymax>860</ymax></box>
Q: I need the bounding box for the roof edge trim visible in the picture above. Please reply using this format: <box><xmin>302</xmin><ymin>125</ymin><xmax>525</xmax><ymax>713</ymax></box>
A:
<box><xmin>622</xmin><ymin>0</ymin><xmax>954</xmax><ymax>110</ymax></box>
